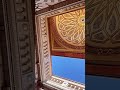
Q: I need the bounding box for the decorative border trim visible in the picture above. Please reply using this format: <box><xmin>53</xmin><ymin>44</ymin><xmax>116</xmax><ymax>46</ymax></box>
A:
<box><xmin>35</xmin><ymin>1</ymin><xmax>85</xmax><ymax>90</ymax></box>
<box><xmin>86</xmin><ymin>45</ymin><xmax>120</xmax><ymax>55</ymax></box>
<box><xmin>46</xmin><ymin>76</ymin><xmax>85</xmax><ymax>90</ymax></box>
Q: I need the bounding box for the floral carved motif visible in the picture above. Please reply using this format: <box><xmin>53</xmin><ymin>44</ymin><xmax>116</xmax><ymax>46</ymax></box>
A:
<box><xmin>56</xmin><ymin>9</ymin><xmax>85</xmax><ymax>46</ymax></box>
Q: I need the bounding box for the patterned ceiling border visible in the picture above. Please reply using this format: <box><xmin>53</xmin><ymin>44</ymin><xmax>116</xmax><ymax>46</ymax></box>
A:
<box><xmin>86</xmin><ymin>45</ymin><xmax>120</xmax><ymax>55</ymax></box>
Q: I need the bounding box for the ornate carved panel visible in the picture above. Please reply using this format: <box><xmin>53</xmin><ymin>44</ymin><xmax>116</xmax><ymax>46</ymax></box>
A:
<box><xmin>86</xmin><ymin>0</ymin><xmax>120</xmax><ymax>64</ymax></box>
<box><xmin>56</xmin><ymin>9</ymin><xmax>85</xmax><ymax>46</ymax></box>
<box><xmin>48</xmin><ymin>9</ymin><xmax>85</xmax><ymax>58</ymax></box>
<box><xmin>86</xmin><ymin>0</ymin><xmax>120</xmax><ymax>77</ymax></box>
<box><xmin>2</xmin><ymin>0</ymin><xmax>35</xmax><ymax>90</ymax></box>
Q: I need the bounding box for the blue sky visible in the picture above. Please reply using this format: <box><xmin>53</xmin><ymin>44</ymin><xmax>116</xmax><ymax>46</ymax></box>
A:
<box><xmin>52</xmin><ymin>56</ymin><xmax>85</xmax><ymax>84</ymax></box>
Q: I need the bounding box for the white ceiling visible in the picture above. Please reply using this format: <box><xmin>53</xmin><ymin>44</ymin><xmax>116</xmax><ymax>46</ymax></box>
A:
<box><xmin>35</xmin><ymin>0</ymin><xmax>66</xmax><ymax>11</ymax></box>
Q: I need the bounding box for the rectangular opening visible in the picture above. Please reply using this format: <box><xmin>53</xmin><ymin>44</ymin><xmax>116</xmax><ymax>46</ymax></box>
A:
<box><xmin>47</xmin><ymin>8</ymin><xmax>85</xmax><ymax>85</ymax></box>
<box><xmin>35</xmin><ymin>2</ymin><xmax>85</xmax><ymax>89</ymax></box>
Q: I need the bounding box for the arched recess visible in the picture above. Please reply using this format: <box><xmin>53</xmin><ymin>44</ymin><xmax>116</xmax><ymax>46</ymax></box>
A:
<box><xmin>2</xmin><ymin>0</ymin><xmax>35</xmax><ymax>90</ymax></box>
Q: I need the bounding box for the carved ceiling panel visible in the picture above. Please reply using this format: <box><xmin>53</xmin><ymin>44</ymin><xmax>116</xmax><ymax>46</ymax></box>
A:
<box><xmin>35</xmin><ymin>0</ymin><xmax>66</xmax><ymax>11</ymax></box>
<box><xmin>48</xmin><ymin>8</ymin><xmax>85</xmax><ymax>58</ymax></box>
<box><xmin>86</xmin><ymin>0</ymin><xmax>120</xmax><ymax>63</ymax></box>
<box><xmin>56</xmin><ymin>9</ymin><xmax>85</xmax><ymax>47</ymax></box>
<box><xmin>86</xmin><ymin>0</ymin><xmax>120</xmax><ymax>48</ymax></box>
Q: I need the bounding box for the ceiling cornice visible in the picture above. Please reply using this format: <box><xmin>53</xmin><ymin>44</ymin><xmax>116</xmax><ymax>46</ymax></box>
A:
<box><xmin>35</xmin><ymin>0</ymin><xmax>81</xmax><ymax>15</ymax></box>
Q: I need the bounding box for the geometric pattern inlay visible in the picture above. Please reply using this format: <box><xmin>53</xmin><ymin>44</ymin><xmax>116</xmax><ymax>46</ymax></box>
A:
<box><xmin>56</xmin><ymin>9</ymin><xmax>85</xmax><ymax>46</ymax></box>
<box><xmin>86</xmin><ymin>0</ymin><xmax>120</xmax><ymax>48</ymax></box>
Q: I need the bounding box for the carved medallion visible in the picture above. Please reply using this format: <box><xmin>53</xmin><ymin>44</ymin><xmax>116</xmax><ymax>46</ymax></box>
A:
<box><xmin>56</xmin><ymin>9</ymin><xmax>85</xmax><ymax>46</ymax></box>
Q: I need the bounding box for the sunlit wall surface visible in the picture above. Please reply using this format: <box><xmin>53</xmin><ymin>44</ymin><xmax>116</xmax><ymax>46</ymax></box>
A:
<box><xmin>52</xmin><ymin>56</ymin><xmax>85</xmax><ymax>84</ymax></box>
